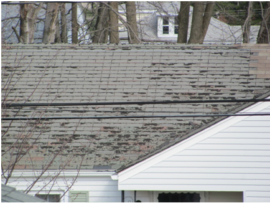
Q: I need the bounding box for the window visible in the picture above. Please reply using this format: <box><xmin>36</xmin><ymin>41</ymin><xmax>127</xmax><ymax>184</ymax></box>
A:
<box><xmin>163</xmin><ymin>17</ymin><xmax>169</xmax><ymax>34</ymax></box>
<box><xmin>158</xmin><ymin>16</ymin><xmax>179</xmax><ymax>37</ymax></box>
<box><xmin>36</xmin><ymin>194</ymin><xmax>60</xmax><ymax>202</ymax></box>
<box><xmin>69</xmin><ymin>191</ymin><xmax>89</xmax><ymax>202</ymax></box>
<box><xmin>158</xmin><ymin>192</ymin><xmax>200</xmax><ymax>202</ymax></box>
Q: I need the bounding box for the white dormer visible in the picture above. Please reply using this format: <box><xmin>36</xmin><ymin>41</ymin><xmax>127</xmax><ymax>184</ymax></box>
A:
<box><xmin>157</xmin><ymin>15</ymin><xmax>179</xmax><ymax>37</ymax></box>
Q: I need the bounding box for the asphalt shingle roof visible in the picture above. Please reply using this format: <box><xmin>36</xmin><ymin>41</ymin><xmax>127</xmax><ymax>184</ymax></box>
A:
<box><xmin>2</xmin><ymin>44</ymin><xmax>270</xmax><ymax>172</ymax></box>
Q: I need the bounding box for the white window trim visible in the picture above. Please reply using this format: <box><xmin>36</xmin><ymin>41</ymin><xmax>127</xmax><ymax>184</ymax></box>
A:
<box><xmin>157</xmin><ymin>16</ymin><xmax>178</xmax><ymax>37</ymax></box>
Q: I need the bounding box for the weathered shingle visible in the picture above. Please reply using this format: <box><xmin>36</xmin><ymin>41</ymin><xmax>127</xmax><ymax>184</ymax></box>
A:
<box><xmin>2</xmin><ymin>44</ymin><xmax>270</xmax><ymax>171</ymax></box>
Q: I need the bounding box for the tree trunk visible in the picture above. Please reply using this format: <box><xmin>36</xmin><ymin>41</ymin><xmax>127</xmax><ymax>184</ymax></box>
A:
<box><xmin>20</xmin><ymin>3</ymin><xmax>43</xmax><ymax>43</ymax></box>
<box><xmin>109</xmin><ymin>2</ymin><xmax>119</xmax><ymax>44</ymax></box>
<box><xmin>177</xmin><ymin>2</ymin><xmax>190</xmax><ymax>43</ymax></box>
<box><xmin>92</xmin><ymin>2</ymin><xmax>109</xmax><ymax>43</ymax></box>
<box><xmin>200</xmin><ymin>2</ymin><xmax>215</xmax><ymax>43</ymax></box>
<box><xmin>55</xmin><ymin>10</ymin><xmax>61</xmax><ymax>43</ymax></box>
<box><xmin>243</xmin><ymin>2</ymin><xmax>253</xmax><ymax>43</ymax></box>
<box><xmin>72</xmin><ymin>3</ymin><xmax>78</xmax><ymax>44</ymax></box>
<box><xmin>257</xmin><ymin>2</ymin><xmax>270</xmax><ymax>44</ymax></box>
<box><xmin>189</xmin><ymin>2</ymin><xmax>205</xmax><ymax>44</ymax></box>
<box><xmin>188</xmin><ymin>1</ymin><xmax>214</xmax><ymax>44</ymax></box>
<box><xmin>43</xmin><ymin>3</ymin><xmax>59</xmax><ymax>44</ymax></box>
<box><xmin>126</xmin><ymin>2</ymin><xmax>140</xmax><ymax>44</ymax></box>
<box><xmin>60</xmin><ymin>3</ymin><xmax>67</xmax><ymax>43</ymax></box>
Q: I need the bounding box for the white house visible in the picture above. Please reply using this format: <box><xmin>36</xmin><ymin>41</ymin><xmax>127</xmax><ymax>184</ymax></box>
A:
<box><xmin>2</xmin><ymin>44</ymin><xmax>270</xmax><ymax>202</ymax></box>
<box><xmin>4</xmin><ymin>97</ymin><xmax>270</xmax><ymax>202</ymax></box>
<box><xmin>116</xmin><ymin>98</ymin><xmax>270</xmax><ymax>202</ymax></box>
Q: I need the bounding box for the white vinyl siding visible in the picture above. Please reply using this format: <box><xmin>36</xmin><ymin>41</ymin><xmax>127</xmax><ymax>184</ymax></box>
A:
<box><xmin>119</xmin><ymin>103</ymin><xmax>270</xmax><ymax>202</ymax></box>
<box><xmin>5</xmin><ymin>174</ymin><xmax>121</xmax><ymax>202</ymax></box>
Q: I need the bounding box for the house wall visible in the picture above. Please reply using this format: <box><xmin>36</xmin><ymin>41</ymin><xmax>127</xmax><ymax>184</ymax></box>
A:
<box><xmin>119</xmin><ymin>102</ymin><xmax>270</xmax><ymax>202</ymax></box>
<box><xmin>4</xmin><ymin>172</ymin><xmax>121</xmax><ymax>202</ymax></box>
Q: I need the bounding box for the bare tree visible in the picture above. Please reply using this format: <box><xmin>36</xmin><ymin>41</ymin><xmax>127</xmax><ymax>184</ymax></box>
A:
<box><xmin>177</xmin><ymin>2</ymin><xmax>190</xmax><ymax>43</ymax></box>
<box><xmin>43</xmin><ymin>3</ymin><xmax>59</xmax><ymax>43</ymax></box>
<box><xmin>60</xmin><ymin>3</ymin><xmax>68</xmax><ymax>43</ymax></box>
<box><xmin>109</xmin><ymin>2</ymin><xmax>119</xmax><ymax>44</ymax></box>
<box><xmin>72</xmin><ymin>3</ymin><xmax>78</xmax><ymax>44</ymax></box>
<box><xmin>189</xmin><ymin>1</ymin><xmax>215</xmax><ymax>44</ymax></box>
<box><xmin>20</xmin><ymin>3</ymin><xmax>43</xmax><ymax>43</ymax></box>
<box><xmin>1</xmin><ymin>48</ymin><xmax>89</xmax><ymax>200</ymax></box>
<box><xmin>257</xmin><ymin>1</ymin><xmax>270</xmax><ymax>43</ymax></box>
<box><xmin>243</xmin><ymin>2</ymin><xmax>253</xmax><ymax>43</ymax></box>
<box><xmin>126</xmin><ymin>1</ymin><xmax>140</xmax><ymax>44</ymax></box>
<box><xmin>92</xmin><ymin>2</ymin><xmax>109</xmax><ymax>43</ymax></box>
<box><xmin>55</xmin><ymin>10</ymin><xmax>61</xmax><ymax>43</ymax></box>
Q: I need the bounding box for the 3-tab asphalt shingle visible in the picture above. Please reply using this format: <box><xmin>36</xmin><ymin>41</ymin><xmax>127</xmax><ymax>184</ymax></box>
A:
<box><xmin>2</xmin><ymin>44</ymin><xmax>270</xmax><ymax>172</ymax></box>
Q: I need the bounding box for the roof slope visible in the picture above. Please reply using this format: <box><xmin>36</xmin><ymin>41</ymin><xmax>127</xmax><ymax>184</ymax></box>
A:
<box><xmin>1</xmin><ymin>184</ymin><xmax>46</xmax><ymax>202</ymax></box>
<box><xmin>2</xmin><ymin>44</ymin><xmax>270</xmax><ymax>172</ymax></box>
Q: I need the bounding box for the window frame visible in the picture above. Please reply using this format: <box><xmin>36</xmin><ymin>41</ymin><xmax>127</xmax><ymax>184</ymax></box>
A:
<box><xmin>157</xmin><ymin>16</ymin><xmax>179</xmax><ymax>37</ymax></box>
<box><xmin>69</xmin><ymin>191</ymin><xmax>89</xmax><ymax>202</ymax></box>
<box><xmin>152</xmin><ymin>191</ymin><xmax>205</xmax><ymax>202</ymax></box>
<box><xmin>35</xmin><ymin>194</ymin><xmax>61</xmax><ymax>202</ymax></box>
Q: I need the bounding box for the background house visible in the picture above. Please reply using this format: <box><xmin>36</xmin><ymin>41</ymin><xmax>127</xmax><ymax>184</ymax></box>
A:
<box><xmin>118</xmin><ymin>2</ymin><xmax>259</xmax><ymax>44</ymax></box>
<box><xmin>1</xmin><ymin>44</ymin><xmax>270</xmax><ymax>202</ymax></box>
<box><xmin>2</xmin><ymin>2</ymin><xmax>259</xmax><ymax>44</ymax></box>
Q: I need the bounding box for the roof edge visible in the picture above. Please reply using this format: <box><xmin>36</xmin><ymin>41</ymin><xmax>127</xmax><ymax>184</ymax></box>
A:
<box><xmin>116</xmin><ymin>90</ymin><xmax>270</xmax><ymax>175</ymax></box>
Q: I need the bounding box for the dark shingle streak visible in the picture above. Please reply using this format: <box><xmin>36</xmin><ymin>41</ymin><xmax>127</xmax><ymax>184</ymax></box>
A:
<box><xmin>2</xmin><ymin>44</ymin><xmax>270</xmax><ymax>171</ymax></box>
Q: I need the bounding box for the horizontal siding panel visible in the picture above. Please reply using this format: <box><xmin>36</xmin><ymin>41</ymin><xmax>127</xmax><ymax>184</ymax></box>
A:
<box><xmin>69</xmin><ymin>185</ymin><xmax>117</xmax><ymax>191</ymax></box>
<box><xmin>179</xmin><ymin>150</ymin><xmax>270</xmax><ymax>156</ymax></box>
<box><xmin>244</xmin><ymin>116</ymin><xmax>270</xmax><ymax>121</ymax></box>
<box><xmin>131</xmin><ymin>173</ymin><xmax>270</xmax><ymax>180</ymax></box>
<box><xmin>245</xmin><ymin>197</ymin><xmax>270</xmax><ymax>202</ymax></box>
<box><xmin>212</xmin><ymin>132</ymin><xmax>270</xmax><ymax>138</ymax></box>
<box><xmin>200</xmin><ymin>138</ymin><xmax>270</xmax><ymax>144</ymax></box>
<box><xmin>232</xmin><ymin>120</ymin><xmax>270</xmax><ymax>127</ymax></box>
<box><xmin>90</xmin><ymin>191</ymin><xmax>120</xmax><ymax>197</ymax></box>
<box><xmin>67</xmin><ymin>180</ymin><xmax>117</xmax><ymax>186</ymax></box>
<box><xmin>155</xmin><ymin>161</ymin><xmax>270</xmax><ymax>168</ymax></box>
<box><xmin>144</xmin><ymin>167</ymin><xmax>270</xmax><ymax>174</ymax></box>
<box><xmin>89</xmin><ymin>197</ymin><xmax>121</xmax><ymax>202</ymax></box>
<box><xmin>119</xmin><ymin>184</ymin><xmax>270</xmax><ymax>192</ymax></box>
<box><xmin>187</xmin><ymin>144</ymin><xmax>270</xmax><ymax>150</ymax></box>
<box><xmin>246</xmin><ymin>191</ymin><xmax>270</xmax><ymax>197</ymax></box>
<box><xmin>166</xmin><ymin>155</ymin><xmax>270</xmax><ymax>162</ymax></box>
<box><xmin>259</xmin><ymin>107</ymin><xmax>270</xmax><ymax>112</ymax></box>
<box><xmin>120</xmin><ymin>179</ymin><xmax>270</xmax><ymax>186</ymax></box>
<box><xmin>222</xmin><ymin>126</ymin><xmax>270</xmax><ymax>133</ymax></box>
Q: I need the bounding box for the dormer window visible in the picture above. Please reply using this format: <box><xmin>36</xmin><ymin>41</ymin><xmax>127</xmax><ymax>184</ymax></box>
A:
<box><xmin>163</xmin><ymin>17</ymin><xmax>169</xmax><ymax>34</ymax></box>
<box><xmin>157</xmin><ymin>16</ymin><xmax>178</xmax><ymax>37</ymax></box>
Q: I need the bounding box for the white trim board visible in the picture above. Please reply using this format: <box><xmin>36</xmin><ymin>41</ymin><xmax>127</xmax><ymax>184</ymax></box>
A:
<box><xmin>117</xmin><ymin>99</ymin><xmax>270</xmax><ymax>183</ymax></box>
<box><xmin>10</xmin><ymin>170</ymin><xmax>114</xmax><ymax>178</ymax></box>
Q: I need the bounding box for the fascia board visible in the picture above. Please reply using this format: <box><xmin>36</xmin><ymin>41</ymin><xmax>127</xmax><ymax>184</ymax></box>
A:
<box><xmin>118</xmin><ymin>99</ymin><xmax>270</xmax><ymax>183</ymax></box>
<box><xmin>10</xmin><ymin>170</ymin><xmax>114</xmax><ymax>178</ymax></box>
